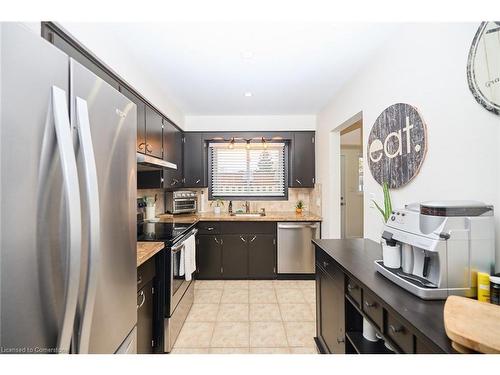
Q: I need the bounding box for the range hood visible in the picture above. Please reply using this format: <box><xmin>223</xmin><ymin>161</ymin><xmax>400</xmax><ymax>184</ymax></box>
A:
<box><xmin>137</xmin><ymin>152</ymin><xmax>177</xmax><ymax>171</ymax></box>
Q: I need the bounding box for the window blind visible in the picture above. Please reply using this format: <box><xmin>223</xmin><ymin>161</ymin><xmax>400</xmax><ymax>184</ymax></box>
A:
<box><xmin>209</xmin><ymin>142</ymin><xmax>286</xmax><ymax>198</ymax></box>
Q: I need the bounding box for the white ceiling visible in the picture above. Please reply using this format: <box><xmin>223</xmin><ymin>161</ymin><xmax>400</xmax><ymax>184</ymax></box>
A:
<box><xmin>74</xmin><ymin>22</ymin><xmax>397</xmax><ymax>115</ymax></box>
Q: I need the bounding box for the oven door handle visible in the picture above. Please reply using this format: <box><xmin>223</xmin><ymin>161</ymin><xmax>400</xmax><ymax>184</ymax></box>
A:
<box><xmin>171</xmin><ymin>228</ymin><xmax>198</xmax><ymax>253</ymax></box>
<box><xmin>171</xmin><ymin>243</ymin><xmax>185</xmax><ymax>254</ymax></box>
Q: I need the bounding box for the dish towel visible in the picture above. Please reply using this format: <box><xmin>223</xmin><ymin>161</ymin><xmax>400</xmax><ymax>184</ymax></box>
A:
<box><xmin>179</xmin><ymin>247</ymin><xmax>185</xmax><ymax>277</ymax></box>
<box><xmin>183</xmin><ymin>234</ymin><xmax>196</xmax><ymax>281</ymax></box>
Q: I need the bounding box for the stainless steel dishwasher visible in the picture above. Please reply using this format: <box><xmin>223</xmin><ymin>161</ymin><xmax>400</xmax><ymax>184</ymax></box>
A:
<box><xmin>277</xmin><ymin>222</ymin><xmax>320</xmax><ymax>274</ymax></box>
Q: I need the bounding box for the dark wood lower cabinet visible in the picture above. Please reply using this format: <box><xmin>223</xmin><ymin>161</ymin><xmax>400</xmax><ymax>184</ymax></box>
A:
<box><xmin>137</xmin><ymin>280</ymin><xmax>154</xmax><ymax>354</ymax></box>
<box><xmin>196</xmin><ymin>223</ymin><xmax>276</xmax><ymax>280</ymax></box>
<box><xmin>314</xmin><ymin>241</ymin><xmax>451</xmax><ymax>354</ymax></box>
<box><xmin>196</xmin><ymin>235</ymin><xmax>222</xmax><ymax>279</ymax></box>
<box><xmin>222</xmin><ymin>235</ymin><xmax>248</xmax><ymax>278</ymax></box>
<box><xmin>248</xmin><ymin>234</ymin><xmax>276</xmax><ymax>278</ymax></box>
<box><xmin>316</xmin><ymin>261</ymin><xmax>345</xmax><ymax>354</ymax></box>
<box><xmin>137</xmin><ymin>255</ymin><xmax>157</xmax><ymax>354</ymax></box>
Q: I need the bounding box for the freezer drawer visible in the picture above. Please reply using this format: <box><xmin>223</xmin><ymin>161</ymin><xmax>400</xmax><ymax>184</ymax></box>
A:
<box><xmin>277</xmin><ymin>222</ymin><xmax>320</xmax><ymax>274</ymax></box>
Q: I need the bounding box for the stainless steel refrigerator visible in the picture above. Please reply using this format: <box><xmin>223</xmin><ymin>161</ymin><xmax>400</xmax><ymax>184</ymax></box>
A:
<box><xmin>0</xmin><ymin>23</ymin><xmax>137</xmax><ymax>354</ymax></box>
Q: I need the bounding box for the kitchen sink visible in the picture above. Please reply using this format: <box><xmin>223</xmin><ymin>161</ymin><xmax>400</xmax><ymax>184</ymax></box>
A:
<box><xmin>230</xmin><ymin>212</ymin><xmax>266</xmax><ymax>217</ymax></box>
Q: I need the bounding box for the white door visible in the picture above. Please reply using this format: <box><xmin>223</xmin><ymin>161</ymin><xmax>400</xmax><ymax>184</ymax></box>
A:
<box><xmin>340</xmin><ymin>155</ymin><xmax>346</xmax><ymax>239</ymax></box>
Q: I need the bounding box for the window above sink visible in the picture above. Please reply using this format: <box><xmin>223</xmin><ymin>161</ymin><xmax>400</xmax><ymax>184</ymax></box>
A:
<box><xmin>208</xmin><ymin>141</ymin><xmax>287</xmax><ymax>200</ymax></box>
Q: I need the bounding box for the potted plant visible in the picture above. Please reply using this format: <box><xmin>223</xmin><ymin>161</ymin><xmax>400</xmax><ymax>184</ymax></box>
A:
<box><xmin>210</xmin><ymin>199</ymin><xmax>224</xmax><ymax>215</ymax></box>
<box><xmin>372</xmin><ymin>182</ymin><xmax>400</xmax><ymax>269</ymax></box>
<box><xmin>295</xmin><ymin>200</ymin><xmax>304</xmax><ymax>215</ymax></box>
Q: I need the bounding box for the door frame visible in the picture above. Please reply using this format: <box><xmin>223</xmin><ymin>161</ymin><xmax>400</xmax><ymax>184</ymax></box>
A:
<box><xmin>328</xmin><ymin>111</ymin><xmax>363</xmax><ymax>239</ymax></box>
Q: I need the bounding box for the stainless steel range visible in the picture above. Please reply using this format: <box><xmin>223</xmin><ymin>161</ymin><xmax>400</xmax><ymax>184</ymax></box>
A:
<box><xmin>137</xmin><ymin>208</ymin><xmax>197</xmax><ymax>353</ymax></box>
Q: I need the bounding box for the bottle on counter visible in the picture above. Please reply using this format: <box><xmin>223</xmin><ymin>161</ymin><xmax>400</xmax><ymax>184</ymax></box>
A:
<box><xmin>490</xmin><ymin>274</ymin><xmax>500</xmax><ymax>306</ymax></box>
<box><xmin>478</xmin><ymin>272</ymin><xmax>491</xmax><ymax>303</ymax></box>
<box><xmin>228</xmin><ymin>200</ymin><xmax>233</xmax><ymax>214</ymax></box>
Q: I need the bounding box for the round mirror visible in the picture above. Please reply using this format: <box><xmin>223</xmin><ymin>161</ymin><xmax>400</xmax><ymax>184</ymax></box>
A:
<box><xmin>467</xmin><ymin>22</ymin><xmax>500</xmax><ymax>115</ymax></box>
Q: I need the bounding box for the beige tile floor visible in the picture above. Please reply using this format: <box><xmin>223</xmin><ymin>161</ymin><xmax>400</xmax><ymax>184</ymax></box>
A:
<box><xmin>171</xmin><ymin>280</ymin><xmax>318</xmax><ymax>354</ymax></box>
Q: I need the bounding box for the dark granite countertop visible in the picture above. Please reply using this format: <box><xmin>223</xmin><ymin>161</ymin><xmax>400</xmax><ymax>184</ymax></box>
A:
<box><xmin>313</xmin><ymin>238</ymin><xmax>453</xmax><ymax>353</ymax></box>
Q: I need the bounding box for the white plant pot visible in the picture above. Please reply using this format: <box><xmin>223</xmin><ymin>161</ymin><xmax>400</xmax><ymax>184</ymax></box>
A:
<box><xmin>214</xmin><ymin>206</ymin><xmax>221</xmax><ymax>215</ymax></box>
<box><xmin>382</xmin><ymin>242</ymin><xmax>401</xmax><ymax>269</ymax></box>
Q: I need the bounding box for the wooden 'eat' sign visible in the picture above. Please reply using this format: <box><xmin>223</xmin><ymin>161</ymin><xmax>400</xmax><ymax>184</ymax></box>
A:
<box><xmin>367</xmin><ymin>103</ymin><xmax>427</xmax><ymax>189</ymax></box>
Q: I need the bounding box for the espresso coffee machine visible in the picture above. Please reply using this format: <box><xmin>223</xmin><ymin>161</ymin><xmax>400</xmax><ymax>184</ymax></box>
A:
<box><xmin>375</xmin><ymin>201</ymin><xmax>495</xmax><ymax>300</ymax></box>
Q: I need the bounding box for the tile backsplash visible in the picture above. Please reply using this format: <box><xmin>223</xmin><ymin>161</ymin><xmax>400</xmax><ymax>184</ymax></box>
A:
<box><xmin>195</xmin><ymin>185</ymin><xmax>322</xmax><ymax>215</ymax></box>
<box><xmin>137</xmin><ymin>184</ymin><xmax>322</xmax><ymax>217</ymax></box>
<box><xmin>137</xmin><ymin>189</ymin><xmax>165</xmax><ymax>216</ymax></box>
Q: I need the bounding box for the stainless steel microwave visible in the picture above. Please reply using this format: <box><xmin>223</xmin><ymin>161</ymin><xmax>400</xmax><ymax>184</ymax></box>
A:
<box><xmin>165</xmin><ymin>191</ymin><xmax>197</xmax><ymax>214</ymax></box>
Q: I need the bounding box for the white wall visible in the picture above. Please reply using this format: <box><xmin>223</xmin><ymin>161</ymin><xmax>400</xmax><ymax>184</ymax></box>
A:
<box><xmin>316</xmin><ymin>23</ymin><xmax>500</xmax><ymax>270</ymax></box>
<box><xmin>185</xmin><ymin>115</ymin><xmax>316</xmax><ymax>132</ymax></box>
<box><xmin>58</xmin><ymin>22</ymin><xmax>185</xmax><ymax>128</ymax></box>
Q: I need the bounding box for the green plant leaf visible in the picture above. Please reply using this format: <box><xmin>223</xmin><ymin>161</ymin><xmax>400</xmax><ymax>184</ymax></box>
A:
<box><xmin>372</xmin><ymin>200</ymin><xmax>386</xmax><ymax>219</ymax></box>
<box><xmin>382</xmin><ymin>182</ymin><xmax>393</xmax><ymax>222</ymax></box>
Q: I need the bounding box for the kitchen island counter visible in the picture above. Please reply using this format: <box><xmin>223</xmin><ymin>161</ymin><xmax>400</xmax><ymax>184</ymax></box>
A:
<box><xmin>313</xmin><ymin>238</ymin><xmax>453</xmax><ymax>353</ymax></box>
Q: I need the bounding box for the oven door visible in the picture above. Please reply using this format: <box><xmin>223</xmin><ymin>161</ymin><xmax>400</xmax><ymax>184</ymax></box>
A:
<box><xmin>169</xmin><ymin>230</ymin><xmax>197</xmax><ymax>315</ymax></box>
<box><xmin>173</xmin><ymin>198</ymin><xmax>197</xmax><ymax>214</ymax></box>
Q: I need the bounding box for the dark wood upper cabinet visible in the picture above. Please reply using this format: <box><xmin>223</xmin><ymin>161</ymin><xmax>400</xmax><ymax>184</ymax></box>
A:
<box><xmin>248</xmin><ymin>234</ymin><xmax>276</xmax><ymax>279</ymax></box>
<box><xmin>163</xmin><ymin>119</ymin><xmax>183</xmax><ymax>188</ymax></box>
<box><xmin>289</xmin><ymin>131</ymin><xmax>315</xmax><ymax>188</ymax></box>
<box><xmin>196</xmin><ymin>235</ymin><xmax>222</xmax><ymax>279</ymax></box>
<box><xmin>221</xmin><ymin>235</ymin><xmax>248</xmax><ymax>279</ymax></box>
<box><xmin>119</xmin><ymin>85</ymin><xmax>146</xmax><ymax>154</ymax></box>
<box><xmin>183</xmin><ymin>132</ymin><xmax>207</xmax><ymax>187</ymax></box>
<box><xmin>145</xmin><ymin>105</ymin><xmax>163</xmax><ymax>159</ymax></box>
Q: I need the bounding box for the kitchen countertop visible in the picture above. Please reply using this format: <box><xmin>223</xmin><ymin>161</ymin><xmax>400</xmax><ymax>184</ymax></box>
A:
<box><xmin>313</xmin><ymin>238</ymin><xmax>454</xmax><ymax>353</ymax></box>
<box><xmin>158</xmin><ymin>210</ymin><xmax>322</xmax><ymax>223</ymax></box>
<box><xmin>137</xmin><ymin>241</ymin><xmax>165</xmax><ymax>267</ymax></box>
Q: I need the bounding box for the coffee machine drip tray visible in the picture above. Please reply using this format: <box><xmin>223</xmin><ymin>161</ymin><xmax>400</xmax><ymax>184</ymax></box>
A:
<box><xmin>374</xmin><ymin>260</ymin><xmax>451</xmax><ymax>300</ymax></box>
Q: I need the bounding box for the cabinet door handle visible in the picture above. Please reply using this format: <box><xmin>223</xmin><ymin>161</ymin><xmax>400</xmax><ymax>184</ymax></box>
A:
<box><xmin>214</xmin><ymin>237</ymin><xmax>219</xmax><ymax>244</ymax></box>
<box><xmin>337</xmin><ymin>337</ymin><xmax>345</xmax><ymax>344</ymax></box>
<box><xmin>389</xmin><ymin>325</ymin><xmax>404</xmax><ymax>334</ymax></box>
<box><xmin>206</xmin><ymin>227</ymin><xmax>214</xmax><ymax>231</ymax></box>
<box><xmin>322</xmin><ymin>261</ymin><xmax>329</xmax><ymax>268</ymax></box>
<box><xmin>364</xmin><ymin>301</ymin><xmax>376</xmax><ymax>308</ymax></box>
<box><xmin>137</xmin><ymin>290</ymin><xmax>146</xmax><ymax>309</ymax></box>
<box><xmin>295</xmin><ymin>179</ymin><xmax>302</xmax><ymax>185</ymax></box>
<box><xmin>250</xmin><ymin>235</ymin><xmax>257</xmax><ymax>242</ymax></box>
<box><xmin>195</xmin><ymin>179</ymin><xmax>201</xmax><ymax>184</ymax></box>
<box><xmin>240</xmin><ymin>236</ymin><xmax>246</xmax><ymax>243</ymax></box>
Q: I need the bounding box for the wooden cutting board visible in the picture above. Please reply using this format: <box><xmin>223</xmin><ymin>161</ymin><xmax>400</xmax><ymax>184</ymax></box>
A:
<box><xmin>444</xmin><ymin>295</ymin><xmax>500</xmax><ymax>353</ymax></box>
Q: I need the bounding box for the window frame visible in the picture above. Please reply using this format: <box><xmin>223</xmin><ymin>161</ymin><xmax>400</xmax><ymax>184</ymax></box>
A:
<box><xmin>208</xmin><ymin>140</ymin><xmax>289</xmax><ymax>201</ymax></box>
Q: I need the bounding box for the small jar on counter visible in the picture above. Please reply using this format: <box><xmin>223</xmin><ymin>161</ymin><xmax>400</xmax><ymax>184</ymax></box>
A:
<box><xmin>490</xmin><ymin>274</ymin><xmax>500</xmax><ymax>306</ymax></box>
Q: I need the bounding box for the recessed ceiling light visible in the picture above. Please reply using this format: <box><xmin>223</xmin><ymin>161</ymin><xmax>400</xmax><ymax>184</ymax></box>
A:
<box><xmin>244</xmin><ymin>92</ymin><xmax>252</xmax><ymax>97</ymax></box>
<box><xmin>241</xmin><ymin>51</ymin><xmax>254</xmax><ymax>60</ymax></box>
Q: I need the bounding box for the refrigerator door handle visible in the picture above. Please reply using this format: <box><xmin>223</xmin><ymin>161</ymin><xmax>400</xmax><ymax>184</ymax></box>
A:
<box><xmin>37</xmin><ymin>86</ymin><xmax>82</xmax><ymax>354</ymax></box>
<box><xmin>74</xmin><ymin>97</ymin><xmax>101</xmax><ymax>354</ymax></box>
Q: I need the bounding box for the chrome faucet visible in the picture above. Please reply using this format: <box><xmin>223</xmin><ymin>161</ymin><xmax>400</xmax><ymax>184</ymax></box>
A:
<box><xmin>245</xmin><ymin>201</ymin><xmax>250</xmax><ymax>213</ymax></box>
